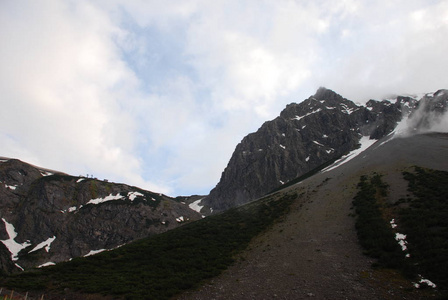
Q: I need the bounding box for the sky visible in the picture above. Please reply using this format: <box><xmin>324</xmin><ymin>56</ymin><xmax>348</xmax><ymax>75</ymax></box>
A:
<box><xmin>1</xmin><ymin>0</ymin><xmax>447</xmax><ymax>196</ymax></box>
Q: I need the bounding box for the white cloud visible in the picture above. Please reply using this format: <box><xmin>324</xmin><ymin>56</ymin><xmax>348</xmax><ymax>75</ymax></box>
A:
<box><xmin>1</xmin><ymin>0</ymin><xmax>447</xmax><ymax>196</ymax></box>
<box><xmin>0</xmin><ymin>0</ymin><xmax>169</xmax><ymax>193</ymax></box>
<box><xmin>183</xmin><ymin>1</ymin><xmax>324</xmax><ymax>117</ymax></box>
<box><xmin>316</xmin><ymin>0</ymin><xmax>448</xmax><ymax>102</ymax></box>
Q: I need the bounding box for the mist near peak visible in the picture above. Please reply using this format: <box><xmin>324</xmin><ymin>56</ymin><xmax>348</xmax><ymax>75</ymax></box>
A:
<box><xmin>393</xmin><ymin>90</ymin><xmax>448</xmax><ymax>138</ymax></box>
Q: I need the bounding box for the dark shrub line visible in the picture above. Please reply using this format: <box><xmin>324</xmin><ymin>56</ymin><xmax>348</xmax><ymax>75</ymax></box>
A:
<box><xmin>1</xmin><ymin>192</ymin><xmax>297</xmax><ymax>299</ymax></box>
<box><xmin>398</xmin><ymin>167</ymin><xmax>448</xmax><ymax>290</ymax></box>
<box><xmin>353</xmin><ymin>168</ymin><xmax>448</xmax><ymax>294</ymax></box>
<box><xmin>352</xmin><ymin>174</ymin><xmax>404</xmax><ymax>269</ymax></box>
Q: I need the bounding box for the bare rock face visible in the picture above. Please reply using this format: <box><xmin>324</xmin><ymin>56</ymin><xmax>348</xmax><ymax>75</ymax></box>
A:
<box><xmin>0</xmin><ymin>88</ymin><xmax>446</xmax><ymax>273</ymax></box>
<box><xmin>0</xmin><ymin>159</ymin><xmax>202</xmax><ymax>272</ymax></box>
<box><xmin>203</xmin><ymin>88</ymin><xmax>447</xmax><ymax>212</ymax></box>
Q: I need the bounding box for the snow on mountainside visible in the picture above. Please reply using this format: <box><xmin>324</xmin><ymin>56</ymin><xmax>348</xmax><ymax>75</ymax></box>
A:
<box><xmin>0</xmin><ymin>159</ymin><xmax>202</xmax><ymax>273</ymax></box>
<box><xmin>202</xmin><ymin>87</ymin><xmax>448</xmax><ymax>213</ymax></box>
<box><xmin>0</xmin><ymin>87</ymin><xmax>446</xmax><ymax>276</ymax></box>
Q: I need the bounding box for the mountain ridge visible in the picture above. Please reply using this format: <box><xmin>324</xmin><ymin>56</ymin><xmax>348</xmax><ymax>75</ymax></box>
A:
<box><xmin>177</xmin><ymin>132</ymin><xmax>448</xmax><ymax>300</ymax></box>
<box><xmin>2</xmin><ymin>132</ymin><xmax>446</xmax><ymax>300</ymax></box>
<box><xmin>202</xmin><ymin>87</ymin><xmax>447</xmax><ymax>213</ymax></box>
<box><xmin>0</xmin><ymin>88</ymin><xmax>447</xmax><ymax>299</ymax></box>
<box><xmin>0</xmin><ymin>158</ymin><xmax>202</xmax><ymax>273</ymax></box>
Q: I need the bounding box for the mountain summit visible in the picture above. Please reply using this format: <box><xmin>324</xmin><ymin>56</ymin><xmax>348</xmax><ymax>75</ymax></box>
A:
<box><xmin>202</xmin><ymin>88</ymin><xmax>447</xmax><ymax>212</ymax></box>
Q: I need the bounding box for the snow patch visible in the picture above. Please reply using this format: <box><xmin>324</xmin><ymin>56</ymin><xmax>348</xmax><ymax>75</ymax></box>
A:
<box><xmin>293</xmin><ymin>108</ymin><xmax>322</xmax><ymax>121</ymax></box>
<box><xmin>305</xmin><ymin>156</ymin><xmax>310</xmax><ymax>162</ymax></box>
<box><xmin>312</xmin><ymin>141</ymin><xmax>325</xmax><ymax>147</ymax></box>
<box><xmin>84</xmin><ymin>249</ymin><xmax>106</xmax><ymax>257</ymax></box>
<box><xmin>76</xmin><ymin>178</ymin><xmax>85</xmax><ymax>183</ymax></box>
<box><xmin>340</xmin><ymin>103</ymin><xmax>357</xmax><ymax>114</ymax></box>
<box><xmin>68</xmin><ymin>206</ymin><xmax>77</xmax><ymax>213</ymax></box>
<box><xmin>29</xmin><ymin>236</ymin><xmax>56</xmax><ymax>253</ymax></box>
<box><xmin>390</xmin><ymin>219</ymin><xmax>398</xmax><ymax>228</ymax></box>
<box><xmin>414</xmin><ymin>275</ymin><xmax>437</xmax><ymax>289</ymax></box>
<box><xmin>395</xmin><ymin>233</ymin><xmax>408</xmax><ymax>251</ymax></box>
<box><xmin>176</xmin><ymin>216</ymin><xmax>185</xmax><ymax>223</ymax></box>
<box><xmin>279</xmin><ymin>144</ymin><xmax>286</xmax><ymax>149</ymax></box>
<box><xmin>38</xmin><ymin>262</ymin><xmax>56</xmax><ymax>268</ymax></box>
<box><xmin>322</xmin><ymin>136</ymin><xmax>377</xmax><ymax>173</ymax></box>
<box><xmin>4</xmin><ymin>184</ymin><xmax>17</xmax><ymax>190</ymax></box>
<box><xmin>189</xmin><ymin>199</ymin><xmax>204</xmax><ymax>213</ymax></box>
<box><xmin>1</xmin><ymin>218</ymin><xmax>31</xmax><ymax>261</ymax></box>
<box><xmin>128</xmin><ymin>191</ymin><xmax>144</xmax><ymax>201</ymax></box>
<box><xmin>390</xmin><ymin>219</ymin><xmax>411</xmax><ymax>258</ymax></box>
<box><xmin>87</xmin><ymin>193</ymin><xmax>124</xmax><ymax>205</ymax></box>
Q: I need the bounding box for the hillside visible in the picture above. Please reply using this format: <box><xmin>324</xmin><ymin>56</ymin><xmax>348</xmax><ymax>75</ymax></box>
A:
<box><xmin>0</xmin><ymin>133</ymin><xmax>446</xmax><ymax>299</ymax></box>
<box><xmin>0</xmin><ymin>159</ymin><xmax>202</xmax><ymax>273</ymax></box>
<box><xmin>177</xmin><ymin>132</ymin><xmax>448</xmax><ymax>300</ymax></box>
<box><xmin>0</xmin><ymin>88</ymin><xmax>447</xmax><ymax>299</ymax></box>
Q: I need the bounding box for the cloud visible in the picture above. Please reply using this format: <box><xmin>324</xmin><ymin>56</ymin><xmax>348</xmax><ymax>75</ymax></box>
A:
<box><xmin>315</xmin><ymin>0</ymin><xmax>448</xmax><ymax>102</ymax></box>
<box><xmin>0</xmin><ymin>0</ymin><xmax>170</xmax><ymax>193</ymax></box>
<box><xmin>395</xmin><ymin>91</ymin><xmax>448</xmax><ymax>138</ymax></box>
<box><xmin>183</xmin><ymin>1</ymin><xmax>326</xmax><ymax>117</ymax></box>
<box><xmin>1</xmin><ymin>0</ymin><xmax>447</xmax><ymax>196</ymax></box>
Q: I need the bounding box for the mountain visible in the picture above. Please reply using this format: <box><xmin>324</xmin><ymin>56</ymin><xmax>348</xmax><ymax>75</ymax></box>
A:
<box><xmin>177</xmin><ymin>133</ymin><xmax>448</xmax><ymax>300</ymax></box>
<box><xmin>202</xmin><ymin>88</ymin><xmax>447</xmax><ymax>213</ymax></box>
<box><xmin>0</xmin><ymin>158</ymin><xmax>202</xmax><ymax>273</ymax></box>
<box><xmin>2</xmin><ymin>132</ymin><xmax>447</xmax><ymax>300</ymax></box>
<box><xmin>0</xmin><ymin>88</ymin><xmax>447</xmax><ymax>299</ymax></box>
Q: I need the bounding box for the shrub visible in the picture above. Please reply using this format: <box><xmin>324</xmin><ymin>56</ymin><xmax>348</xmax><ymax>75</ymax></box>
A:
<box><xmin>0</xmin><ymin>192</ymin><xmax>297</xmax><ymax>299</ymax></box>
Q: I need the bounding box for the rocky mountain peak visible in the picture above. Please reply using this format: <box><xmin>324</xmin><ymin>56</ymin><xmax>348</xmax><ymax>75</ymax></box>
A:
<box><xmin>202</xmin><ymin>88</ymin><xmax>446</xmax><ymax>213</ymax></box>
<box><xmin>314</xmin><ymin>86</ymin><xmax>344</xmax><ymax>101</ymax></box>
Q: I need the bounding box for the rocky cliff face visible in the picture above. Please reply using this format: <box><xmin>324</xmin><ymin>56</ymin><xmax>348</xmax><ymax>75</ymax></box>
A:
<box><xmin>203</xmin><ymin>88</ymin><xmax>447</xmax><ymax>212</ymax></box>
<box><xmin>0</xmin><ymin>159</ymin><xmax>202</xmax><ymax>272</ymax></box>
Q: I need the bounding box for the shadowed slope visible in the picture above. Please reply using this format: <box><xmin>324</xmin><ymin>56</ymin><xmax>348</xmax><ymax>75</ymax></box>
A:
<box><xmin>177</xmin><ymin>133</ymin><xmax>448</xmax><ymax>300</ymax></box>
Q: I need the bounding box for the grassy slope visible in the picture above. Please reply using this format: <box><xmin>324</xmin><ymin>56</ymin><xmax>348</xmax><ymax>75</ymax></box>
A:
<box><xmin>0</xmin><ymin>192</ymin><xmax>297</xmax><ymax>299</ymax></box>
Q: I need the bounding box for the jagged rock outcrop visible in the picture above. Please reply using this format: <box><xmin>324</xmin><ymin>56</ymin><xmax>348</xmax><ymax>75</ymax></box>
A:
<box><xmin>0</xmin><ymin>159</ymin><xmax>202</xmax><ymax>272</ymax></box>
<box><xmin>203</xmin><ymin>87</ymin><xmax>447</xmax><ymax>212</ymax></box>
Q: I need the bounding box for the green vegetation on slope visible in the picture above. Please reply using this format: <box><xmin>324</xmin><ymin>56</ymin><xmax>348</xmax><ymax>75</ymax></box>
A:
<box><xmin>352</xmin><ymin>174</ymin><xmax>404</xmax><ymax>269</ymax></box>
<box><xmin>0</xmin><ymin>192</ymin><xmax>297</xmax><ymax>299</ymax></box>
<box><xmin>399</xmin><ymin>167</ymin><xmax>448</xmax><ymax>290</ymax></box>
<box><xmin>353</xmin><ymin>167</ymin><xmax>448</xmax><ymax>293</ymax></box>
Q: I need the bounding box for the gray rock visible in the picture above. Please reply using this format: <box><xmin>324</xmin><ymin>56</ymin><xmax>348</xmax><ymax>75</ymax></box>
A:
<box><xmin>203</xmin><ymin>88</ymin><xmax>447</xmax><ymax>212</ymax></box>
<box><xmin>0</xmin><ymin>160</ymin><xmax>202</xmax><ymax>271</ymax></box>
